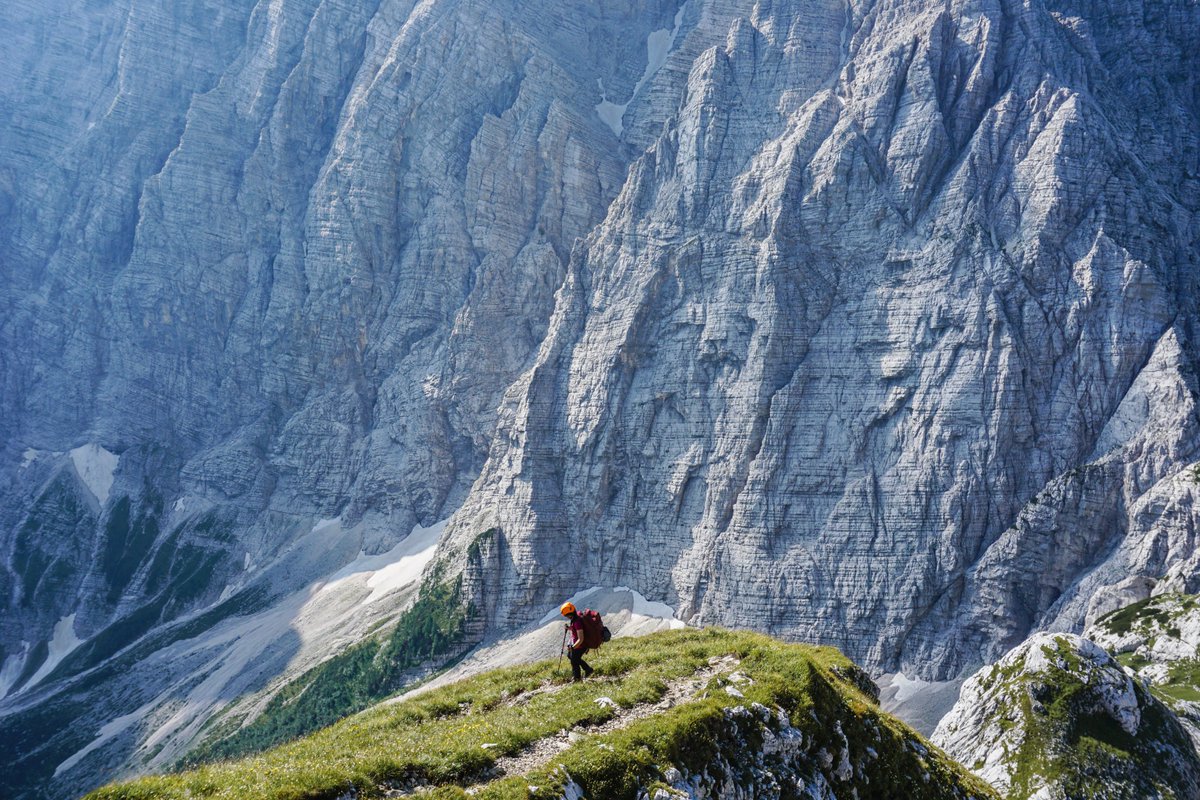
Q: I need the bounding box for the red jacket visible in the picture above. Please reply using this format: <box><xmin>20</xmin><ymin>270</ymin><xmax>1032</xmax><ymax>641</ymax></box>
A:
<box><xmin>567</xmin><ymin>616</ymin><xmax>586</xmax><ymax>650</ymax></box>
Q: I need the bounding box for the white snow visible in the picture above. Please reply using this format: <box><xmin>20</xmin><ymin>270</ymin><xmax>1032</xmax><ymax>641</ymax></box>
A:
<box><xmin>594</xmin><ymin>85</ymin><xmax>628</xmax><ymax>137</ymax></box>
<box><xmin>396</xmin><ymin>585</ymin><xmax>690</xmax><ymax>704</ymax></box>
<box><xmin>540</xmin><ymin>585</ymin><xmax>686</xmax><ymax>629</ymax></box>
<box><xmin>20</xmin><ymin>448</ymin><xmax>38</xmax><ymax>469</ymax></box>
<box><xmin>594</xmin><ymin>2</ymin><xmax>688</xmax><ymax>137</ymax></box>
<box><xmin>364</xmin><ymin>518</ymin><xmax>445</xmax><ymax>604</ymax></box>
<box><xmin>313</xmin><ymin>516</ymin><xmax>447</xmax><ymax>606</ymax></box>
<box><xmin>612</xmin><ymin>584</ymin><xmax>686</xmax><ymax>627</ymax></box>
<box><xmin>69</xmin><ymin>443</ymin><xmax>119</xmax><ymax>505</ymax></box>
<box><xmin>55</xmin><ymin>706</ymin><xmax>145</xmax><ymax>777</ymax></box>
<box><xmin>886</xmin><ymin>671</ymin><xmax>932</xmax><ymax>705</ymax></box>
<box><xmin>878</xmin><ymin>671</ymin><xmax>964</xmax><ymax>736</ymax></box>
<box><xmin>26</xmin><ymin>614</ymin><xmax>84</xmax><ymax>689</ymax></box>
<box><xmin>53</xmin><ymin>514</ymin><xmax>456</xmax><ymax>776</ymax></box>
<box><xmin>538</xmin><ymin>585</ymin><xmax>683</xmax><ymax>627</ymax></box>
<box><xmin>0</xmin><ymin>643</ymin><xmax>29</xmax><ymax>700</ymax></box>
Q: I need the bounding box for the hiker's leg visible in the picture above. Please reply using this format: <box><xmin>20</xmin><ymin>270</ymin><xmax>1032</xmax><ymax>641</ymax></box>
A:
<box><xmin>569</xmin><ymin>647</ymin><xmax>583</xmax><ymax>681</ymax></box>
<box><xmin>580</xmin><ymin>655</ymin><xmax>592</xmax><ymax>677</ymax></box>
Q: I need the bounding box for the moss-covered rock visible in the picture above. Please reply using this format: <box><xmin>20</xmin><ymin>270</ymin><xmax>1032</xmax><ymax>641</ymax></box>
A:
<box><xmin>1087</xmin><ymin>592</ymin><xmax>1200</xmax><ymax>750</ymax></box>
<box><xmin>933</xmin><ymin>632</ymin><xmax>1200</xmax><ymax>799</ymax></box>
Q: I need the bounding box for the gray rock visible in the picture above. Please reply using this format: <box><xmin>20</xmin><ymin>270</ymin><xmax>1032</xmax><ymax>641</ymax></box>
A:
<box><xmin>1</xmin><ymin>0</ymin><xmax>1200</xmax><ymax>796</ymax></box>
<box><xmin>444</xmin><ymin>0</ymin><xmax>1200</xmax><ymax>689</ymax></box>
<box><xmin>933</xmin><ymin>632</ymin><xmax>1200</xmax><ymax>799</ymax></box>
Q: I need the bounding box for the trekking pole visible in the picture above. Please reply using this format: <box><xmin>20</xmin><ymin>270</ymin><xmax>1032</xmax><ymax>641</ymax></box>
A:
<box><xmin>558</xmin><ymin>625</ymin><xmax>568</xmax><ymax>673</ymax></box>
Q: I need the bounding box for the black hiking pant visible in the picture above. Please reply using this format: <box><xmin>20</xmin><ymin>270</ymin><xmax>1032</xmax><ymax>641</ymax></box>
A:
<box><xmin>569</xmin><ymin>646</ymin><xmax>592</xmax><ymax>681</ymax></box>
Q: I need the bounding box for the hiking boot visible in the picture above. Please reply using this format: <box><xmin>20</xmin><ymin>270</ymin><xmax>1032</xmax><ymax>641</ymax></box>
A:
<box><xmin>583</xmin><ymin>666</ymin><xmax>594</xmax><ymax>679</ymax></box>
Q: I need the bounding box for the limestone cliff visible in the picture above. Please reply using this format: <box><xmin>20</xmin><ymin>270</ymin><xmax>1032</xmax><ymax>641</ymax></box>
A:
<box><xmin>2</xmin><ymin>0</ymin><xmax>1199</xmax><ymax>797</ymax></box>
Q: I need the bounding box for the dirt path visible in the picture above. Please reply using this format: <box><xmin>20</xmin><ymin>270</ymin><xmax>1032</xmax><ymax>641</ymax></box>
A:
<box><xmin>380</xmin><ymin>655</ymin><xmax>741</xmax><ymax>797</ymax></box>
<box><xmin>488</xmin><ymin>654</ymin><xmax>740</xmax><ymax>781</ymax></box>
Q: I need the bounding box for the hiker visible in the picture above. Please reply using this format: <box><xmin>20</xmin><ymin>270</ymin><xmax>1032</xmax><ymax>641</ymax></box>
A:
<box><xmin>560</xmin><ymin>602</ymin><xmax>595</xmax><ymax>682</ymax></box>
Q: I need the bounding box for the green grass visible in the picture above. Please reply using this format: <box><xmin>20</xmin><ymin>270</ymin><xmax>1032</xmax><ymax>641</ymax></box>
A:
<box><xmin>88</xmin><ymin>628</ymin><xmax>996</xmax><ymax>800</ymax></box>
<box><xmin>1148</xmin><ymin>659</ymin><xmax>1200</xmax><ymax>706</ymax></box>
<box><xmin>1097</xmin><ymin>594</ymin><xmax>1200</xmax><ymax>638</ymax></box>
<box><xmin>998</xmin><ymin>637</ymin><xmax>1196</xmax><ymax>800</ymax></box>
<box><xmin>188</xmin><ymin>571</ymin><xmax>469</xmax><ymax>763</ymax></box>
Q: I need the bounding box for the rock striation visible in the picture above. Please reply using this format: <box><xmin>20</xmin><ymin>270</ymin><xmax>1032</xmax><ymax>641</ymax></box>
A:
<box><xmin>1</xmin><ymin>0</ymin><xmax>1200</xmax><ymax>797</ymax></box>
<box><xmin>443</xmin><ymin>0</ymin><xmax>1200</xmax><ymax>684</ymax></box>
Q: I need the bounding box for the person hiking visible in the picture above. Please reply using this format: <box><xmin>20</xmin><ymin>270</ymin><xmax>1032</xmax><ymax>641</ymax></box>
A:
<box><xmin>560</xmin><ymin>602</ymin><xmax>594</xmax><ymax>682</ymax></box>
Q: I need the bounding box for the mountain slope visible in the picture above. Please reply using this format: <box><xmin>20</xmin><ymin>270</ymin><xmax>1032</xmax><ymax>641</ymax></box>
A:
<box><xmin>1</xmin><ymin>0</ymin><xmax>1199</xmax><ymax>796</ymax></box>
<box><xmin>88</xmin><ymin>628</ymin><xmax>998</xmax><ymax>800</ymax></box>
<box><xmin>441</xmin><ymin>0</ymin><xmax>1200</xmax><ymax>680</ymax></box>
<box><xmin>933</xmin><ymin>632</ymin><xmax>1200</xmax><ymax>799</ymax></box>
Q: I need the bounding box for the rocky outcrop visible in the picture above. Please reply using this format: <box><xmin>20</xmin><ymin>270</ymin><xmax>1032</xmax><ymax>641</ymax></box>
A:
<box><xmin>933</xmin><ymin>632</ymin><xmax>1200</xmax><ymax>799</ymax></box>
<box><xmin>1087</xmin><ymin>592</ymin><xmax>1200</xmax><ymax>751</ymax></box>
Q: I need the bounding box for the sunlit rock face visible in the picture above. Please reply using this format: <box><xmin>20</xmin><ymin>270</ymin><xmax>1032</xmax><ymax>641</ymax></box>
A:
<box><xmin>1</xmin><ymin>0</ymin><xmax>672</xmax><ymax>794</ymax></box>
<box><xmin>1</xmin><ymin>0</ymin><xmax>1199</xmax><ymax>796</ymax></box>
<box><xmin>444</xmin><ymin>0</ymin><xmax>1200</xmax><ymax>679</ymax></box>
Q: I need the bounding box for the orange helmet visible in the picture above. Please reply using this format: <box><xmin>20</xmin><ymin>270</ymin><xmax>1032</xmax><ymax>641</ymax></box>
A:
<box><xmin>560</xmin><ymin>602</ymin><xmax>576</xmax><ymax>616</ymax></box>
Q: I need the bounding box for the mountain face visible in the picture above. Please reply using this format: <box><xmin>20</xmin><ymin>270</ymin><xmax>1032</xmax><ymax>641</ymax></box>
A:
<box><xmin>1</xmin><ymin>0</ymin><xmax>1199</xmax><ymax>796</ymax></box>
<box><xmin>445</xmin><ymin>0</ymin><xmax>1200</xmax><ymax>677</ymax></box>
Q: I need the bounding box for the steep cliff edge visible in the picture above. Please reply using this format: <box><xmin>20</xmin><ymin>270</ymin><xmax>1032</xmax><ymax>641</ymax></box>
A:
<box><xmin>442</xmin><ymin>0</ymin><xmax>1200</xmax><ymax>682</ymax></box>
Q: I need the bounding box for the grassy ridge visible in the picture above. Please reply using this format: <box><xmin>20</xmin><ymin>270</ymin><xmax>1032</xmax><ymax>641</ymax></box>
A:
<box><xmin>90</xmin><ymin>628</ymin><xmax>997</xmax><ymax>800</ymax></box>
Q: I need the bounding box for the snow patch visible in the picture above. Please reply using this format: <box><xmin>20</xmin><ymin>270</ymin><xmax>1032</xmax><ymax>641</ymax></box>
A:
<box><xmin>69</xmin><ymin>443</ymin><xmax>119</xmax><ymax>505</ymax></box>
<box><xmin>594</xmin><ymin>2</ymin><xmax>688</xmax><ymax>136</ymax></box>
<box><xmin>538</xmin><ymin>585</ymin><xmax>684</xmax><ymax>627</ymax></box>
<box><xmin>20</xmin><ymin>448</ymin><xmax>38</xmax><ymax>469</ymax></box>
<box><xmin>27</xmin><ymin>614</ymin><xmax>84</xmax><ymax>689</ymax></box>
<box><xmin>594</xmin><ymin>83</ymin><xmax>628</xmax><ymax>137</ymax></box>
<box><xmin>613</xmin><ymin>584</ymin><xmax>686</xmax><ymax>627</ymax></box>
<box><xmin>52</xmin><ymin>512</ymin><xmax>458</xmax><ymax>776</ymax></box>
<box><xmin>878</xmin><ymin>671</ymin><xmax>963</xmax><ymax>736</ymax></box>
<box><xmin>55</xmin><ymin>706</ymin><xmax>145</xmax><ymax>777</ymax></box>
<box><xmin>0</xmin><ymin>643</ymin><xmax>29</xmax><ymax>700</ymax></box>
<box><xmin>886</xmin><ymin>671</ymin><xmax>932</xmax><ymax>705</ymax></box>
<box><xmin>315</xmin><ymin>516</ymin><xmax>447</xmax><ymax>606</ymax></box>
<box><xmin>364</xmin><ymin>518</ymin><xmax>444</xmax><ymax>603</ymax></box>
